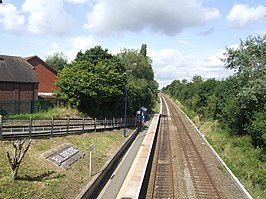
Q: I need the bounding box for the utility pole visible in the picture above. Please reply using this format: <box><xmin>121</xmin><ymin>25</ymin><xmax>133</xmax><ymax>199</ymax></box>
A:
<box><xmin>123</xmin><ymin>69</ymin><xmax>132</xmax><ymax>137</ymax></box>
<box><xmin>123</xmin><ymin>71</ymin><xmax>129</xmax><ymax>137</ymax></box>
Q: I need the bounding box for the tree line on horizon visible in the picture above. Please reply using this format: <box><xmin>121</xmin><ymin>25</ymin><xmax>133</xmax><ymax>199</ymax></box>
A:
<box><xmin>162</xmin><ymin>35</ymin><xmax>266</xmax><ymax>156</ymax></box>
<box><xmin>46</xmin><ymin>44</ymin><xmax>159</xmax><ymax>118</ymax></box>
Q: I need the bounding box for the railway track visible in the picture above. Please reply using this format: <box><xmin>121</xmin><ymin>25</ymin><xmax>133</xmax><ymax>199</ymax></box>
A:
<box><xmin>151</xmin><ymin>99</ymin><xmax>174</xmax><ymax>198</ymax></box>
<box><xmin>165</xmin><ymin>96</ymin><xmax>221</xmax><ymax>199</ymax></box>
<box><xmin>146</xmin><ymin>95</ymin><xmax>222</xmax><ymax>198</ymax></box>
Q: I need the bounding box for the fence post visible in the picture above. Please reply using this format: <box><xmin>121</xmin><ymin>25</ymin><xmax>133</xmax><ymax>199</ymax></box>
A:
<box><xmin>0</xmin><ymin>115</ymin><xmax>2</xmax><ymax>140</ymax></box>
<box><xmin>113</xmin><ymin>118</ymin><xmax>115</xmax><ymax>129</ymax></box>
<box><xmin>67</xmin><ymin>118</ymin><xmax>70</xmax><ymax>134</ymax></box>
<box><xmin>104</xmin><ymin>118</ymin><xmax>107</xmax><ymax>130</ymax></box>
<box><xmin>82</xmin><ymin>118</ymin><xmax>85</xmax><ymax>132</ymax></box>
<box><xmin>120</xmin><ymin>118</ymin><xmax>123</xmax><ymax>128</ymax></box>
<box><xmin>51</xmin><ymin>117</ymin><xmax>54</xmax><ymax>137</ymax></box>
<box><xmin>94</xmin><ymin>118</ymin><xmax>97</xmax><ymax>132</ymax></box>
<box><xmin>29</xmin><ymin>117</ymin><xmax>32</xmax><ymax>138</ymax></box>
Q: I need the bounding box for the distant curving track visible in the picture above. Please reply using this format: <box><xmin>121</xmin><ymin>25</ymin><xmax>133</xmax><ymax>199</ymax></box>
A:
<box><xmin>144</xmin><ymin>95</ymin><xmax>249</xmax><ymax>198</ymax></box>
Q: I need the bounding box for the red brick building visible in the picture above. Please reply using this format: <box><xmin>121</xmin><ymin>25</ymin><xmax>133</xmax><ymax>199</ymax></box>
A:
<box><xmin>0</xmin><ymin>55</ymin><xmax>39</xmax><ymax>101</ymax></box>
<box><xmin>0</xmin><ymin>55</ymin><xmax>39</xmax><ymax>115</ymax></box>
<box><xmin>25</xmin><ymin>55</ymin><xmax>58</xmax><ymax>98</ymax></box>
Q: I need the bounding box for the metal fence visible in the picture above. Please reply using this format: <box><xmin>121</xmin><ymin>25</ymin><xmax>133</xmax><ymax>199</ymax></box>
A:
<box><xmin>0</xmin><ymin>116</ymin><xmax>136</xmax><ymax>139</ymax></box>
<box><xmin>0</xmin><ymin>99</ymin><xmax>62</xmax><ymax>116</ymax></box>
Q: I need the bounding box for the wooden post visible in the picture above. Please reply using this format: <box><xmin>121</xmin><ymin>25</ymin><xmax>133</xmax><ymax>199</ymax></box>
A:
<box><xmin>94</xmin><ymin>118</ymin><xmax>97</xmax><ymax>132</ymax></box>
<box><xmin>29</xmin><ymin>117</ymin><xmax>32</xmax><ymax>138</ymax></box>
<box><xmin>67</xmin><ymin>118</ymin><xmax>70</xmax><ymax>134</ymax></box>
<box><xmin>104</xmin><ymin>118</ymin><xmax>107</xmax><ymax>130</ymax></box>
<box><xmin>82</xmin><ymin>118</ymin><xmax>85</xmax><ymax>132</ymax></box>
<box><xmin>0</xmin><ymin>115</ymin><xmax>2</xmax><ymax>140</ymax></box>
<box><xmin>51</xmin><ymin>117</ymin><xmax>54</xmax><ymax>137</ymax></box>
<box><xmin>113</xmin><ymin>118</ymin><xmax>115</xmax><ymax>129</ymax></box>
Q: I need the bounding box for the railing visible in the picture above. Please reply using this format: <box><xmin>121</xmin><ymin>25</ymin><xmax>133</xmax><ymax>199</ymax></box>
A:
<box><xmin>0</xmin><ymin>116</ymin><xmax>136</xmax><ymax>139</ymax></box>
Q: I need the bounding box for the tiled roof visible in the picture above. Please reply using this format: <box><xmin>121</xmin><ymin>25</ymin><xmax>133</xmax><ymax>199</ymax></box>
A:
<box><xmin>0</xmin><ymin>55</ymin><xmax>39</xmax><ymax>83</ymax></box>
<box><xmin>24</xmin><ymin>55</ymin><xmax>57</xmax><ymax>75</ymax></box>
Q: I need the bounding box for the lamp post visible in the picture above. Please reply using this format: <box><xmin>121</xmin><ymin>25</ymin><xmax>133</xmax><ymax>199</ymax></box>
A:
<box><xmin>123</xmin><ymin>70</ymin><xmax>131</xmax><ymax>137</ymax></box>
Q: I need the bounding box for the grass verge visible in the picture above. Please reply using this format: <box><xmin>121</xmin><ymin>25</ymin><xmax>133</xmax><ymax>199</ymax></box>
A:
<box><xmin>0</xmin><ymin>129</ymin><xmax>133</xmax><ymax>199</ymax></box>
<box><xmin>6</xmin><ymin>107</ymin><xmax>85</xmax><ymax>119</ymax></box>
<box><xmin>199</xmin><ymin>121</ymin><xmax>266</xmax><ymax>199</ymax></box>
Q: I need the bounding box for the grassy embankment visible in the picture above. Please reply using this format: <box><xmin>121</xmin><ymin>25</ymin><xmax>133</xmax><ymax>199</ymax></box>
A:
<box><xmin>0</xmin><ymin>108</ymin><xmax>133</xmax><ymax>198</ymax></box>
<box><xmin>174</xmin><ymin>99</ymin><xmax>266</xmax><ymax>199</ymax></box>
<box><xmin>6</xmin><ymin>107</ymin><xmax>85</xmax><ymax>119</ymax></box>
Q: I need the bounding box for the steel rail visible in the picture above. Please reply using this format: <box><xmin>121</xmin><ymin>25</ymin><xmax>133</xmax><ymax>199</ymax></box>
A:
<box><xmin>150</xmin><ymin>96</ymin><xmax>174</xmax><ymax>198</ymax></box>
<box><xmin>164</xmin><ymin>95</ymin><xmax>221</xmax><ymax>199</ymax></box>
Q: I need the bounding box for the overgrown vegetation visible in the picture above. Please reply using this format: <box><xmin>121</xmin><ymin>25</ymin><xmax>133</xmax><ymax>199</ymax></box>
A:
<box><xmin>7</xmin><ymin>107</ymin><xmax>84</xmax><ymax>119</ymax></box>
<box><xmin>162</xmin><ymin>35</ymin><xmax>266</xmax><ymax>197</ymax></box>
<box><xmin>187</xmin><ymin>112</ymin><xmax>266</xmax><ymax>198</ymax></box>
<box><xmin>55</xmin><ymin>44</ymin><xmax>158</xmax><ymax>118</ymax></box>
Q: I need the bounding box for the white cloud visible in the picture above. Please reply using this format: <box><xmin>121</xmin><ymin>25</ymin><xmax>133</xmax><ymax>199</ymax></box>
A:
<box><xmin>83</xmin><ymin>0</ymin><xmax>220</xmax><ymax>35</ymax></box>
<box><xmin>71</xmin><ymin>35</ymin><xmax>96</xmax><ymax>51</ymax></box>
<box><xmin>0</xmin><ymin>3</ymin><xmax>25</xmax><ymax>33</ymax></box>
<box><xmin>148</xmin><ymin>48</ymin><xmax>233</xmax><ymax>89</ymax></box>
<box><xmin>22</xmin><ymin>0</ymin><xmax>73</xmax><ymax>35</ymax></box>
<box><xmin>65</xmin><ymin>0</ymin><xmax>90</xmax><ymax>3</ymax></box>
<box><xmin>227</xmin><ymin>4</ymin><xmax>266</xmax><ymax>29</ymax></box>
<box><xmin>47</xmin><ymin>35</ymin><xmax>97</xmax><ymax>61</ymax></box>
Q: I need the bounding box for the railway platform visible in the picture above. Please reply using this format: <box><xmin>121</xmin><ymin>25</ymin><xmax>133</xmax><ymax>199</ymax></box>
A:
<box><xmin>97</xmin><ymin>114</ymin><xmax>160</xmax><ymax>199</ymax></box>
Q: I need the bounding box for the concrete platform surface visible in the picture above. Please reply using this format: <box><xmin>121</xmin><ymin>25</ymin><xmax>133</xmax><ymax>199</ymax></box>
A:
<box><xmin>116</xmin><ymin>114</ymin><xmax>159</xmax><ymax>199</ymax></box>
<box><xmin>97</xmin><ymin>114</ymin><xmax>159</xmax><ymax>199</ymax></box>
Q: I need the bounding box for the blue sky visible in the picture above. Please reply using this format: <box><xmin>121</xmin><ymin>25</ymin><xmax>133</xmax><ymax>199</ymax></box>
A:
<box><xmin>0</xmin><ymin>0</ymin><xmax>265</xmax><ymax>88</ymax></box>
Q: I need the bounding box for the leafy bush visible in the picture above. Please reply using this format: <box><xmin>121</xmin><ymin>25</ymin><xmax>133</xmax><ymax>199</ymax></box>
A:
<box><xmin>249</xmin><ymin>106</ymin><xmax>266</xmax><ymax>156</ymax></box>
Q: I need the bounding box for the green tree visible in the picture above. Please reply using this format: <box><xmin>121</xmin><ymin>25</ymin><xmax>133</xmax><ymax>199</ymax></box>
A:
<box><xmin>56</xmin><ymin>45</ymin><xmax>158</xmax><ymax>117</ymax></box>
<box><xmin>249</xmin><ymin>105</ymin><xmax>266</xmax><ymax>151</ymax></box>
<box><xmin>140</xmin><ymin>44</ymin><xmax>147</xmax><ymax>57</ymax></box>
<box><xmin>75</xmin><ymin>46</ymin><xmax>113</xmax><ymax>65</ymax></box>
<box><xmin>222</xmin><ymin>35</ymin><xmax>266</xmax><ymax>136</ymax></box>
<box><xmin>116</xmin><ymin>45</ymin><xmax>158</xmax><ymax>112</ymax></box>
<box><xmin>56</xmin><ymin>60</ymin><xmax>125</xmax><ymax>116</ymax></box>
<box><xmin>45</xmin><ymin>52</ymin><xmax>68</xmax><ymax>72</ymax></box>
<box><xmin>56</xmin><ymin>46</ymin><xmax>125</xmax><ymax>117</ymax></box>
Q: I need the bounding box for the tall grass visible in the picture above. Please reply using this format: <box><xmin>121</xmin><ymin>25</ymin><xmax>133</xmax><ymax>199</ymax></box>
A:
<box><xmin>194</xmin><ymin>116</ymin><xmax>266</xmax><ymax>198</ymax></box>
<box><xmin>6</xmin><ymin>107</ymin><xmax>84</xmax><ymax>119</ymax></box>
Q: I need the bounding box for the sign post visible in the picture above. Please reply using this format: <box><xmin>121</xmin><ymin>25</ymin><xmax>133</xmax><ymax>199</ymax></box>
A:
<box><xmin>89</xmin><ymin>144</ymin><xmax>94</xmax><ymax>176</ymax></box>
